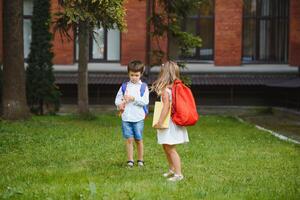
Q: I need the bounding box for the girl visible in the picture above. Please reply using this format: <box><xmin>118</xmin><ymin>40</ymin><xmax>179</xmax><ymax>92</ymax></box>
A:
<box><xmin>152</xmin><ymin>61</ymin><xmax>189</xmax><ymax>182</ymax></box>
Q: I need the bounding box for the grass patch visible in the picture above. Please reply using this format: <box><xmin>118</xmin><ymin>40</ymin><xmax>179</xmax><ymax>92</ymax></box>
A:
<box><xmin>0</xmin><ymin>114</ymin><xmax>299</xmax><ymax>199</ymax></box>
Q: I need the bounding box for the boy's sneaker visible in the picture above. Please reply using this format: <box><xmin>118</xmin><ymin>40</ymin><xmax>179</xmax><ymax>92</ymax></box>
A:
<box><xmin>127</xmin><ymin>161</ymin><xmax>134</xmax><ymax>168</ymax></box>
<box><xmin>163</xmin><ymin>169</ymin><xmax>175</xmax><ymax>178</ymax></box>
<box><xmin>167</xmin><ymin>174</ymin><xmax>184</xmax><ymax>182</ymax></box>
<box><xmin>137</xmin><ymin>160</ymin><xmax>144</xmax><ymax>167</ymax></box>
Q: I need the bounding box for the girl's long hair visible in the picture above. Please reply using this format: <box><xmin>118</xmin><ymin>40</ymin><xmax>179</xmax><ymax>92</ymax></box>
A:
<box><xmin>151</xmin><ymin>61</ymin><xmax>180</xmax><ymax>95</ymax></box>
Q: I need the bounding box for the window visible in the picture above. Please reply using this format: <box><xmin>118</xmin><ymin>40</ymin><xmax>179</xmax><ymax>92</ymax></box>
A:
<box><xmin>243</xmin><ymin>0</ymin><xmax>289</xmax><ymax>63</ymax></box>
<box><xmin>169</xmin><ymin>0</ymin><xmax>214</xmax><ymax>61</ymax></box>
<box><xmin>23</xmin><ymin>0</ymin><xmax>33</xmax><ymax>59</ymax></box>
<box><xmin>75</xmin><ymin>26</ymin><xmax>120</xmax><ymax>62</ymax></box>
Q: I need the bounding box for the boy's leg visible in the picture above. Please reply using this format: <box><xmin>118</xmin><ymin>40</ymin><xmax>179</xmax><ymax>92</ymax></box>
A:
<box><xmin>126</xmin><ymin>138</ymin><xmax>134</xmax><ymax>162</ymax></box>
<box><xmin>122</xmin><ymin>121</ymin><xmax>134</xmax><ymax>164</ymax></box>
<box><xmin>133</xmin><ymin>120</ymin><xmax>144</xmax><ymax>163</ymax></box>
<box><xmin>164</xmin><ymin>144</ymin><xmax>182</xmax><ymax>176</ymax></box>
<box><xmin>136</xmin><ymin>139</ymin><xmax>144</xmax><ymax>161</ymax></box>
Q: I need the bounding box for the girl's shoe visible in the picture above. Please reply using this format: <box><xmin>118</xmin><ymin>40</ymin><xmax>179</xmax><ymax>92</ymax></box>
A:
<box><xmin>163</xmin><ymin>169</ymin><xmax>175</xmax><ymax>177</ymax></box>
<box><xmin>167</xmin><ymin>174</ymin><xmax>184</xmax><ymax>182</ymax></box>
<box><xmin>127</xmin><ymin>160</ymin><xmax>134</xmax><ymax>168</ymax></box>
<box><xmin>137</xmin><ymin>160</ymin><xmax>144</xmax><ymax>167</ymax></box>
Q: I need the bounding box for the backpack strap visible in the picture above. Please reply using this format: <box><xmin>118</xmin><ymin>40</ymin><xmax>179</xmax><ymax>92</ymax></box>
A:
<box><xmin>140</xmin><ymin>82</ymin><xmax>149</xmax><ymax>115</ymax></box>
<box><xmin>121</xmin><ymin>82</ymin><xmax>128</xmax><ymax>96</ymax></box>
<box><xmin>171</xmin><ymin>79</ymin><xmax>182</xmax><ymax>116</ymax></box>
<box><xmin>122</xmin><ymin>81</ymin><xmax>147</xmax><ymax>97</ymax></box>
<box><xmin>140</xmin><ymin>82</ymin><xmax>147</xmax><ymax>97</ymax></box>
<box><xmin>173</xmin><ymin>79</ymin><xmax>182</xmax><ymax>85</ymax></box>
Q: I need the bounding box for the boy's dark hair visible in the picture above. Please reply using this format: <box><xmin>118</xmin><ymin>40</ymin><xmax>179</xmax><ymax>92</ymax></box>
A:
<box><xmin>127</xmin><ymin>60</ymin><xmax>145</xmax><ymax>73</ymax></box>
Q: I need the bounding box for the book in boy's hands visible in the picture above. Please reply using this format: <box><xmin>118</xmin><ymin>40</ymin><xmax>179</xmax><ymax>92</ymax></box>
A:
<box><xmin>152</xmin><ymin>101</ymin><xmax>170</xmax><ymax>129</ymax></box>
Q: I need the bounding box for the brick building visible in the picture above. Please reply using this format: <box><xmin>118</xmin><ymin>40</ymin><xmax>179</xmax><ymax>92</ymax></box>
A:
<box><xmin>0</xmin><ymin>0</ymin><xmax>299</xmax><ymax>67</ymax></box>
<box><xmin>0</xmin><ymin>0</ymin><xmax>299</xmax><ymax>108</ymax></box>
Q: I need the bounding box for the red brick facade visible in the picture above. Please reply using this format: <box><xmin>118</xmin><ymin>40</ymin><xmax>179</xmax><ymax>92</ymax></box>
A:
<box><xmin>214</xmin><ymin>0</ymin><xmax>243</xmax><ymax>66</ymax></box>
<box><xmin>0</xmin><ymin>0</ymin><xmax>299</xmax><ymax>67</ymax></box>
<box><xmin>121</xmin><ymin>0</ymin><xmax>147</xmax><ymax>65</ymax></box>
<box><xmin>150</xmin><ymin>1</ymin><xmax>168</xmax><ymax>65</ymax></box>
<box><xmin>289</xmin><ymin>0</ymin><xmax>300</xmax><ymax>66</ymax></box>
<box><xmin>50</xmin><ymin>0</ymin><xmax>74</xmax><ymax>65</ymax></box>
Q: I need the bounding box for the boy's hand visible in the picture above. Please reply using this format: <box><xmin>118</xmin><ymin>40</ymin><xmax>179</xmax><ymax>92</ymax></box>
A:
<box><xmin>118</xmin><ymin>102</ymin><xmax>126</xmax><ymax>112</ymax></box>
<box><xmin>124</xmin><ymin>95</ymin><xmax>135</xmax><ymax>103</ymax></box>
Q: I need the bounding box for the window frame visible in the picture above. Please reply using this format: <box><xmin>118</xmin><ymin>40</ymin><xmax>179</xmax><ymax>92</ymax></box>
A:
<box><xmin>168</xmin><ymin>0</ymin><xmax>215</xmax><ymax>63</ymax></box>
<box><xmin>242</xmin><ymin>0</ymin><xmax>289</xmax><ymax>64</ymax></box>
<box><xmin>74</xmin><ymin>28</ymin><xmax>121</xmax><ymax>63</ymax></box>
<box><xmin>23</xmin><ymin>6</ymin><xmax>33</xmax><ymax>61</ymax></box>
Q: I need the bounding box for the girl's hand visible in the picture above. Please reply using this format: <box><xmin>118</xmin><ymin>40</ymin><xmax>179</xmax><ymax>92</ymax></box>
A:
<box><xmin>153</xmin><ymin>122</ymin><xmax>162</xmax><ymax>129</ymax></box>
<box><xmin>153</xmin><ymin>121</ymin><xmax>166</xmax><ymax>129</ymax></box>
<box><xmin>124</xmin><ymin>95</ymin><xmax>135</xmax><ymax>103</ymax></box>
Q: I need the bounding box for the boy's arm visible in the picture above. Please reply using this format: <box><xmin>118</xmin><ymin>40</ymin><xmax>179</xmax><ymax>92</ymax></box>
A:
<box><xmin>132</xmin><ymin>86</ymin><xmax>149</xmax><ymax>107</ymax></box>
<box><xmin>115</xmin><ymin>87</ymin><xmax>124</xmax><ymax>107</ymax></box>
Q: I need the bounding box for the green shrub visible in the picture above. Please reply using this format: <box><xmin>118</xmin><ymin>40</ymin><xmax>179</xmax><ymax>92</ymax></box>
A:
<box><xmin>26</xmin><ymin>0</ymin><xmax>61</xmax><ymax>115</ymax></box>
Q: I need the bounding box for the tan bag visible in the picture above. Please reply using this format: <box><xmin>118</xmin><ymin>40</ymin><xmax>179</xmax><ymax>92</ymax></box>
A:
<box><xmin>152</xmin><ymin>101</ymin><xmax>171</xmax><ymax>129</ymax></box>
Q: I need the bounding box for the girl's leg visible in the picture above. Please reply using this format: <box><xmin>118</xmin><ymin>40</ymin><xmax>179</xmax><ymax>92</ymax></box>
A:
<box><xmin>164</xmin><ymin>144</ymin><xmax>182</xmax><ymax>176</ymax></box>
<box><xmin>136</xmin><ymin>139</ymin><xmax>144</xmax><ymax>161</ymax></box>
<box><xmin>163</xmin><ymin>144</ymin><xmax>174</xmax><ymax>171</ymax></box>
<box><xmin>126</xmin><ymin>138</ymin><xmax>134</xmax><ymax>161</ymax></box>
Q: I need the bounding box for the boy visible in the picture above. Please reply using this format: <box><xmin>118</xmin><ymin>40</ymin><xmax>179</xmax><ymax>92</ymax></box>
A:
<box><xmin>115</xmin><ymin>60</ymin><xmax>149</xmax><ymax>167</ymax></box>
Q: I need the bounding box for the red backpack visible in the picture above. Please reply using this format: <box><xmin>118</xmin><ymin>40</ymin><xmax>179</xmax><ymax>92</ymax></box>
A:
<box><xmin>171</xmin><ymin>79</ymin><xmax>199</xmax><ymax>126</ymax></box>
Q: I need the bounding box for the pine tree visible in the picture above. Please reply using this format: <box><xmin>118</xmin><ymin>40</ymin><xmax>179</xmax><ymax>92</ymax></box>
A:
<box><xmin>26</xmin><ymin>0</ymin><xmax>60</xmax><ymax>115</ymax></box>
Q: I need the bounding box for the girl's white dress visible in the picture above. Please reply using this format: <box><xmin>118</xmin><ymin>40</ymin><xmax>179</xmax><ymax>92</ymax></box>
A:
<box><xmin>157</xmin><ymin>88</ymin><xmax>189</xmax><ymax>145</ymax></box>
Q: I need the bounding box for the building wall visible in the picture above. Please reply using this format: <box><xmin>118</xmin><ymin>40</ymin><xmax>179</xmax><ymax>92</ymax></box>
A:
<box><xmin>289</xmin><ymin>0</ymin><xmax>300</xmax><ymax>66</ymax></box>
<box><xmin>0</xmin><ymin>0</ymin><xmax>3</xmax><ymax>64</ymax></box>
<box><xmin>121</xmin><ymin>0</ymin><xmax>147</xmax><ymax>65</ymax></box>
<box><xmin>150</xmin><ymin>1</ymin><xmax>168</xmax><ymax>65</ymax></box>
<box><xmin>0</xmin><ymin>0</ymin><xmax>299</xmax><ymax>67</ymax></box>
<box><xmin>214</xmin><ymin>0</ymin><xmax>243</xmax><ymax>66</ymax></box>
<box><xmin>50</xmin><ymin>0</ymin><xmax>74</xmax><ymax>65</ymax></box>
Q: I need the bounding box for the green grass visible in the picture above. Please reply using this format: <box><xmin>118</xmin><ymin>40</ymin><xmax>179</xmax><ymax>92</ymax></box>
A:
<box><xmin>0</xmin><ymin>114</ymin><xmax>299</xmax><ymax>199</ymax></box>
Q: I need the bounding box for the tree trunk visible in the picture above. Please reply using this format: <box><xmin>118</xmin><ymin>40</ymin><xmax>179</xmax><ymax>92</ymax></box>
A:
<box><xmin>2</xmin><ymin>0</ymin><xmax>30</xmax><ymax>120</ymax></box>
<box><xmin>78</xmin><ymin>21</ymin><xmax>89</xmax><ymax>115</ymax></box>
<box><xmin>144</xmin><ymin>0</ymin><xmax>152</xmax><ymax>80</ymax></box>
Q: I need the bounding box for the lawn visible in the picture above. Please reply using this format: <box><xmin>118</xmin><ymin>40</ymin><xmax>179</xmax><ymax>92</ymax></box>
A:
<box><xmin>0</xmin><ymin>114</ymin><xmax>299</xmax><ymax>199</ymax></box>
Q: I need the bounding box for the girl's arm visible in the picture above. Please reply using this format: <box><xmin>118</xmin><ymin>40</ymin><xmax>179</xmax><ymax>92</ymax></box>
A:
<box><xmin>154</xmin><ymin>90</ymin><xmax>170</xmax><ymax>128</ymax></box>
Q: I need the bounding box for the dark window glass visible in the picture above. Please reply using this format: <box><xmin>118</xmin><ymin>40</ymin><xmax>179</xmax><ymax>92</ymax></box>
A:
<box><xmin>169</xmin><ymin>0</ymin><xmax>214</xmax><ymax>61</ymax></box>
<box><xmin>24</xmin><ymin>0</ymin><xmax>33</xmax><ymax>59</ymax></box>
<box><xmin>243</xmin><ymin>0</ymin><xmax>289</xmax><ymax>63</ymax></box>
